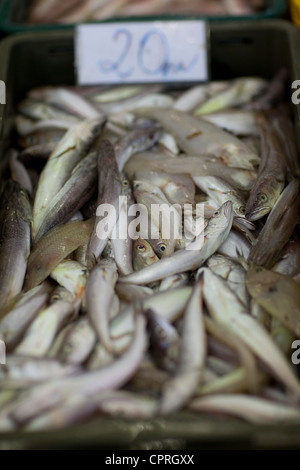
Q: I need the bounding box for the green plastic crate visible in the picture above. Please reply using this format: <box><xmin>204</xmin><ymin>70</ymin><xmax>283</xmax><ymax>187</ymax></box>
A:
<box><xmin>0</xmin><ymin>19</ymin><xmax>300</xmax><ymax>449</ymax></box>
<box><xmin>0</xmin><ymin>0</ymin><xmax>287</xmax><ymax>34</ymax></box>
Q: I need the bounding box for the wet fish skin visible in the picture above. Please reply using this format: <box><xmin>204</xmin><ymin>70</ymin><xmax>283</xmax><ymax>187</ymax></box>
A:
<box><xmin>248</xmin><ymin>179</ymin><xmax>300</xmax><ymax>268</ymax></box>
<box><xmin>50</xmin><ymin>260</ymin><xmax>88</xmax><ymax>299</ymax></box>
<box><xmin>274</xmin><ymin>239</ymin><xmax>300</xmax><ymax>277</ymax></box>
<box><xmin>33</xmin><ymin>117</ymin><xmax>105</xmax><ymax>239</ymax></box>
<box><xmin>57</xmin><ymin>317</ymin><xmax>97</xmax><ymax>366</ymax></box>
<box><xmin>0</xmin><ymin>282</ymin><xmax>52</xmax><ymax>350</ymax></box>
<box><xmin>134</xmin><ymin>107</ymin><xmax>259</xmax><ymax>170</ymax></box>
<box><xmin>207</xmin><ymin>254</ymin><xmax>250</xmax><ymax>306</ymax></box>
<box><xmin>245</xmin><ymin>115</ymin><xmax>286</xmax><ymax>221</ymax></box>
<box><xmin>189</xmin><ymin>394</ymin><xmax>300</xmax><ymax>424</ymax></box>
<box><xmin>34</xmin><ymin>148</ymin><xmax>99</xmax><ymax>241</ymax></box>
<box><xmin>10</xmin><ymin>314</ymin><xmax>147</xmax><ymax>424</ymax></box>
<box><xmin>135</xmin><ymin>170</ymin><xmax>195</xmax><ymax>206</ymax></box>
<box><xmin>120</xmin><ymin>201</ymin><xmax>233</xmax><ymax>285</ymax></box>
<box><xmin>0</xmin><ymin>181</ymin><xmax>32</xmax><ymax>312</ymax></box>
<box><xmin>194</xmin><ymin>78</ymin><xmax>267</xmax><ymax>115</ymax></box>
<box><xmin>110</xmin><ymin>174</ymin><xmax>134</xmax><ymax>276</ymax></box>
<box><xmin>85</xmin><ymin>258</ymin><xmax>119</xmax><ymax>352</ymax></box>
<box><xmin>159</xmin><ymin>282</ymin><xmax>206</xmax><ymax>414</ymax></box>
<box><xmin>146</xmin><ymin>309</ymin><xmax>180</xmax><ymax>373</ymax></box>
<box><xmin>246</xmin><ymin>267</ymin><xmax>300</xmax><ymax>337</ymax></box>
<box><xmin>193</xmin><ymin>175</ymin><xmax>247</xmax><ymax>219</ymax></box>
<box><xmin>133</xmin><ymin>238</ymin><xmax>159</xmax><ymax>272</ymax></box>
<box><xmin>202</xmin><ymin>268</ymin><xmax>300</xmax><ymax>397</ymax></box>
<box><xmin>15</xmin><ymin>288</ymin><xmax>77</xmax><ymax>358</ymax></box>
<box><xmin>25</xmin><ymin>219</ymin><xmax>93</xmax><ymax>291</ymax></box>
<box><xmin>0</xmin><ymin>355</ymin><xmax>80</xmax><ymax>389</ymax></box>
<box><xmin>126</xmin><ymin>152</ymin><xmax>257</xmax><ymax>191</ymax></box>
<box><xmin>8</xmin><ymin>149</ymin><xmax>33</xmax><ymax>195</ymax></box>
<box><xmin>87</xmin><ymin>140</ymin><xmax>122</xmax><ymax>268</ymax></box>
<box><xmin>114</xmin><ymin>125</ymin><xmax>162</xmax><ymax>171</ymax></box>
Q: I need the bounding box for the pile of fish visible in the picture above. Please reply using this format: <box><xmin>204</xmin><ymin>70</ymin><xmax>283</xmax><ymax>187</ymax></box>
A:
<box><xmin>1</xmin><ymin>70</ymin><xmax>300</xmax><ymax>435</ymax></box>
<box><xmin>27</xmin><ymin>0</ymin><xmax>265</xmax><ymax>24</ymax></box>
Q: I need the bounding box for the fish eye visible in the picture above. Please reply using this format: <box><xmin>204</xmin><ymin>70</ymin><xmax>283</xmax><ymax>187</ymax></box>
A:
<box><xmin>158</xmin><ymin>243</ymin><xmax>167</xmax><ymax>253</ymax></box>
<box><xmin>239</xmin><ymin>206</ymin><xmax>246</xmax><ymax>214</ymax></box>
<box><xmin>257</xmin><ymin>193</ymin><xmax>268</xmax><ymax>202</ymax></box>
<box><xmin>51</xmin><ymin>294</ymin><xmax>61</xmax><ymax>301</ymax></box>
<box><xmin>137</xmin><ymin>244</ymin><xmax>146</xmax><ymax>252</ymax></box>
<box><xmin>123</xmin><ymin>180</ymin><xmax>129</xmax><ymax>186</ymax></box>
<box><xmin>268</xmin><ymin>286</ymin><xmax>277</xmax><ymax>293</ymax></box>
<box><xmin>213</xmin><ymin>210</ymin><xmax>220</xmax><ymax>217</ymax></box>
<box><xmin>134</xmin><ymin>183</ymin><xmax>140</xmax><ymax>189</ymax></box>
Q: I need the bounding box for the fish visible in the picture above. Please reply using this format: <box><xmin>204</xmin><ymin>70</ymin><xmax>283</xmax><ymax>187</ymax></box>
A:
<box><xmin>173</xmin><ymin>82</ymin><xmax>229</xmax><ymax>112</ymax></box>
<box><xmin>248</xmin><ymin>179</ymin><xmax>300</xmax><ymax>268</ymax></box>
<box><xmin>50</xmin><ymin>260</ymin><xmax>88</xmax><ymax>300</ymax></box>
<box><xmin>194</xmin><ymin>78</ymin><xmax>267</xmax><ymax>114</ymax></box>
<box><xmin>202</xmin><ymin>268</ymin><xmax>300</xmax><ymax>396</ymax></box>
<box><xmin>193</xmin><ymin>175</ymin><xmax>247</xmax><ymax>219</ymax></box>
<box><xmin>25</xmin><ymin>219</ymin><xmax>93</xmax><ymax>291</ymax></box>
<box><xmin>199</xmin><ymin>110</ymin><xmax>258</xmax><ymax>136</ymax></box>
<box><xmin>87</xmin><ymin>140</ymin><xmax>122</xmax><ymax>268</ymax></box>
<box><xmin>270</xmin><ymin>105</ymin><xmax>300</xmax><ymax>179</ymax></box>
<box><xmin>34</xmin><ymin>147</ymin><xmax>99</xmax><ymax>241</ymax></box>
<box><xmin>207</xmin><ymin>254</ymin><xmax>250</xmax><ymax>306</ymax></box>
<box><xmin>126</xmin><ymin>152</ymin><xmax>257</xmax><ymax>191</ymax></box>
<box><xmin>146</xmin><ymin>308</ymin><xmax>180</xmax><ymax>373</ymax></box>
<box><xmin>134</xmin><ymin>108</ymin><xmax>260</xmax><ymax>170</ymax></box>
<box><xmin>189</xmin><ymin>394</ymin><xmax>300</xmax><ymax>424</ymax></box>
<box><xmin>15</xmin><ymin>288</ymin><xmax>77</xmax><ymax>357</ymax></box>
<box><xmin>119</xmin><ymin>201</ymin><xmax>233</xmax><ymax>285</ymax></box>
<box><xmin>0</xmin><ymin>181</ymin><xmax>32</xmax><ymax>312</ymax></box>
<box><xmin>32</xmin><ymin>117</ymin><xmax>105</xmax><ymax>238</ymax></box>
<box><xmin>10</xmin><ymin>313</ymin><xmax>147</xmax><ymax>424</ymax></box>
<box><xmin>8</xmin><ymin>149</ymin><xmax>33</xmax><ymax>195</ymax></box>
<box><xmin>135</xmin><ymin>170</ymin><xmax>195</xmax><ymax>206</ymax></box>
<box><xmin>0</xmin><ymin>356</ymin><xmax>80</xmax><ymax>389</ymax></box>
<box><xmin>18</xmin><ymin>98</ymin><xmax>81</xmax><ymax>124</ymax></box>
<box><xmin>132</xmin><ymin>238</ymin><xmax>159</xmax><ymax>272</ymax></box>
<box><xmin>0</xmin><ymin>282</ymin><xmax>52</xmax><ymax>350</ymax></box>
<box><xmin>133</xmin><ymin>179</ymin><xmax>181</xmax><ymax>257</ymax></box>
<box><xmin>110</xmin><ymin>174</ymin><xmax>134</xmax><ymax>276</ymax></box>
<box><xmin>218</xmin><ymin>229</ymin><xmax>251</xmax><ymax>261</ymax></box>
<box><xmin>159</xmin><ymin>282</ymin><xmax>206</xmax><ymax>414</ymax></box>
<box><xmin>245</xmin><ymin>115</ymin><xmax>286</xmax><ymax>221</ymax></box>
<box><xmin>85</xmin><ymin>258</ymin><xmax>119</xmax><ymax>353</ymax></box>
<box><xmin>246</xmin><ymin>267</ymin><xmax>300</xmax><ymax>337</ymax></box>
<box><xmin>274</xmin><ymin>239</ymin><xmax>300</xmax><ymax>277</ymax></box>
<box><xmin>57</xmin><ymin>317</ymin><xmax>97</xmax><ymax>365</ymax></box>
<box><xmin>28</xmin><ymin>87</ymin><xmax>103</xmax><ymax>120</ymax></box>
<box><xmin>114</xmin><ymin>125</ymin><xmax>162</xmax><ymax>171</ymax></box>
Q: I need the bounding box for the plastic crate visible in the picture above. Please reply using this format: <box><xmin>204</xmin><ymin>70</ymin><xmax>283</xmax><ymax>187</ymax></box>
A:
<box><xmin>0</xmin><ymin>19</ymin><xmax>300</xmax><ymax>449</ymax></box>
<box><xmin>0</xmin><ymin>0</ymin><xmax>288</xmax><ymax>34</ymax></box>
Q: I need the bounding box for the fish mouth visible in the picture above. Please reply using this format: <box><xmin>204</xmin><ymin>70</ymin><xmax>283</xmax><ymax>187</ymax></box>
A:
<box><xmin>234</xmin><ymin>216</ymin><xmax>256</xmax><ymax>230</ymax></box>
<box><xmin>245</xmin><ymin>206</ymin><xmax>271</xmax><ymax>222</ymax></box>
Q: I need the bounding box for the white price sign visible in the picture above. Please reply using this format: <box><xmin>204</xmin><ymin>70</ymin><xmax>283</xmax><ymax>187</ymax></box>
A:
<box><xmin>75</xmin><ymin>21</ymin><xmax>209</xmax><ymax>85</ymax></box>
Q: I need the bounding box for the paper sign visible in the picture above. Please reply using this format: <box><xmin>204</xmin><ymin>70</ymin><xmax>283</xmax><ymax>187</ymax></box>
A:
<box><xmin>76</xmin><ymin>21</ymin><xmax>209</xmax><ymax>84</ymax></box>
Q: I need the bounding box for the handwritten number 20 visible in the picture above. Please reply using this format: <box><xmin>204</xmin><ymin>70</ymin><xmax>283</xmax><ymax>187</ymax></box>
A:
<box><xmin>98</xmin><ymin>28</ymin><xmax>199</xmax><ymax>78</ymax></box>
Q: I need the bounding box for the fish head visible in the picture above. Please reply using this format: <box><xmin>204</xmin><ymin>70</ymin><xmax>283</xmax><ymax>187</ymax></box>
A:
<box><xmin>245</xmin><ymin>176</ymin><xmax>284</xmax><ymax>221</ymax></box>
<box><xmin>132</xmin><ymin>180</ymin><xmax>151</xmax><ymax>200</ymax></box>
<box><xmin>205</xmin><ymin>201</ymin><xmax>233</xmax><ymax>239</ymax></box>
<box><xmin>120</xmin><ymin>173</ymin><xmax>132</xmax><ymax>198</ymax></box>
<box><xmin>233</xmin><ymin>202</ymin><xmax>247</xmax><ymax>218</ymax></box>
<box><xmin>133</xmin><ymin>238</ymin><xmax>158</xmax><ymax>271</ymax></box>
